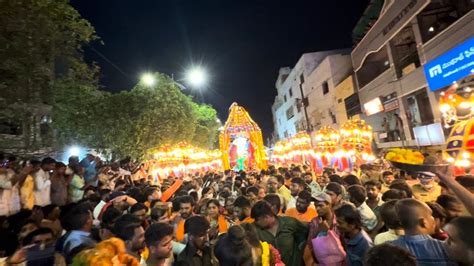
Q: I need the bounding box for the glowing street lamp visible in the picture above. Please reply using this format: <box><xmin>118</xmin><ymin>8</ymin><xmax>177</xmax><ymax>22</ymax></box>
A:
<box><xmin>69</xmin><ymin>146</ymin><xmax>81</xmax><ymax>157</ymax></box>
<box><xmin>185</xmin><ymin>67</ymin><xmax>207</xmax><ymax>88</ymax></box>
<box><xmin>141</xmin><ymin>73</ymin><xmax>156</xmax><ymax>87</ymax></box>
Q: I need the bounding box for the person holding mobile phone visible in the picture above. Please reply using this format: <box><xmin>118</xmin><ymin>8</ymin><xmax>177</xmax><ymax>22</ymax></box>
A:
<box><xmin>33</xmin><ymin>157</ymin><xmax>56</xmax><ymax>207</ymax></box>
<box><xmin>20</xmin><ymin>160</ymin><xmax>41</xmax><ymax>210</ymax></box>
<box><xmin>308</xmin><ymin>192</ymin><xmax>346</xmax><ymax>266</ymax></box>
<box><xmin>0</xmin><ymin>155</ymin><xmax>28</xmax><ymax>216</ymax></box>
<box><xmin>8</xmin><ymin>227</ymin><xmax>65</xmax><ymax>265</ymax></box>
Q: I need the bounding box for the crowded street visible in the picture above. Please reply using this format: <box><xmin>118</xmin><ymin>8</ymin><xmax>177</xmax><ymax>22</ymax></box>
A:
<box><xmin>1</xmin><ymin>0</ymin><xmax>474</xmax><ymax>265</ymax></box>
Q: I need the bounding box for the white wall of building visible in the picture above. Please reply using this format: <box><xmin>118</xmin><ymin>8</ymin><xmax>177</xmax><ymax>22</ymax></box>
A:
<box><xmin>303</xmin><ymin>53</ymin><xmax>352</xmax><ymax>130</ymax></box>
<box><xmin>272</xmin><ymin>50</ymin><xmax>348</xmax><ymax>140</ymax></box>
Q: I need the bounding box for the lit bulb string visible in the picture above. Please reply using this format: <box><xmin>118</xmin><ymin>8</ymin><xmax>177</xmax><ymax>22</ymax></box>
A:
<box><xmin>146</xmin><ymin>142</ymin><xmax>223</xmax><ymax>179</ymax></box>
<box><xmin>270</xmin><ymin>120</ymin><xmax>375</xmax><ymax>170</ymax></box>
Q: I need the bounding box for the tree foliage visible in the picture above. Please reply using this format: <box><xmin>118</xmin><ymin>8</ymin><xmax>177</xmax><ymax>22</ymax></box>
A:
<box><xmin>0</xmin><ymin>0</ymin><xmax>99</xmax><ymax>151</ymax></box>
<box><xmin>191</xmin><ymin>103</ymin><xmax>221</xmax><ymax>149</ymax></box>
<box><xmin>53</xmin><ymin>73</ymin><xmax>220</xmax><ymax>159</ymax></box>
<box><xmin>0</xmin><ymin>0</ymin><xmax>98</xmax><ymax>104</ymax></box>
<box><xmin>0</xmin><ymin>0</ymin><xmax>220</xmax><ymax>157</ymax></box>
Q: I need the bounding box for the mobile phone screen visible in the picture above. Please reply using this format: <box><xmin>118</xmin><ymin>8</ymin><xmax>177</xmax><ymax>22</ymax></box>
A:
<box><xmin>25</xmin><ymin>243</ymin><xmax>55</xmax><ymax>263</ymax></box>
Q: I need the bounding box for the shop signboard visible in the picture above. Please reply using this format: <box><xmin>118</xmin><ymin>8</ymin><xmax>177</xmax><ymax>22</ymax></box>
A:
<box><xmin>381</xmin><ymin>92</ymin><xmax>399</xmax><ymax>112</ymax></box>
<box><xmin>424</xmin><ymin>36</ymin><xmax>474</xmax><ymax>91</ymax></box>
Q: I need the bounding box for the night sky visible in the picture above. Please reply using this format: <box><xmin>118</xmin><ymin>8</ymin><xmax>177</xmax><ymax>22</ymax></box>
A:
<box><xmin>71</xmin><ymin>0</ymin><xmax>370</xmax><ymax>140</ymax></box>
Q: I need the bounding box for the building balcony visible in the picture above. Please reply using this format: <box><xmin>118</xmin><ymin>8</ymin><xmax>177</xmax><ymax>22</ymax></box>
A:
<box><xmin>352</xmin><ymin>0</ymin><xmax>431</xmax><ymax>72</ymax></box>
<box><xmin>421</xmin><ymin>10</ymin><xmax>474</xmax><ymax>63</ymax></box>
<box><xmin>358</xmin><ymin>68</ymin><xmax>395</xmax><ymax>103</ymax></box>
<box><xmin>373</xmin><ymin>130</ymin><xmax>423</xmax><ymax>149</ymax></box>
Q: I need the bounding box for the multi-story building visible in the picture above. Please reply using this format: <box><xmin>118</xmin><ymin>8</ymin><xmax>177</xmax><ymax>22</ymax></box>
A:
<box><xmin>303</xmin><ymin>52</ymin><xmax>353</xmax><ymax>130</ymax></box>
<box><xmin>334</xmin><ymin>74</ymin><xmax>358</xmax><ymax>125</ymax></box>
<box><xmin>351</xmin><ymin>0</ymin><xmax>474</xmax><ymax>149</ymax></box>
<box><xmin>272</xmin><ymin>50</ymin><xmax>347</xmax><ymax>140</ymax></box>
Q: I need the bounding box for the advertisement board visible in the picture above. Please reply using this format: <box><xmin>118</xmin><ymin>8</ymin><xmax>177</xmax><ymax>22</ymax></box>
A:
<box><xmin>424</xmin><ymin>36</ymin><xmax>474</xmax><ymax>91</ymax></box>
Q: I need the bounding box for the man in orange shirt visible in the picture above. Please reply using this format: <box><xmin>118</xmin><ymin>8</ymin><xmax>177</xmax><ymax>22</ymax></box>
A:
<box><xmin>233</xmin><ymin>196</ymin><xmax>254</xmax><ymax>224</ymax></box>
<box><xmin>175</xmin><ymin>195</ymin><xmax>195</xmax><ymax>243</ymax></box>
<box><xmin>285</xmin><ymin>190</ymin><xmax>317</xmax><ymax>223</ymax></box>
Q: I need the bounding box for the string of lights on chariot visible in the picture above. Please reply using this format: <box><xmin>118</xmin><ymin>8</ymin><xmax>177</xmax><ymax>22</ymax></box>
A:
<box><xmin>270</xmin><ymin>118</ymin><xmax>376</xmax><ymax>172</ymax></box>
<box><xmin>146</xmin><ymin>142</ymin><xmax>222</xmax><ymax>180</ymax></box>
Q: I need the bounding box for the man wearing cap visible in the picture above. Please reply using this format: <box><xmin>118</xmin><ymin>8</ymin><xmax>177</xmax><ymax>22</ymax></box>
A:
<box><xmin>80</xmin><ymin>150</ymin><xmax>99</xmax><ymax>187</ymax></box>
<box><xmin>307</xmin><ymin>192</ymin><xmax>345</xmax><ymax>265</ymax></box>
<box><xmin>411</xmin><ymin>172</ymin><xmax>441</xmax><ymax>202</ymax></box>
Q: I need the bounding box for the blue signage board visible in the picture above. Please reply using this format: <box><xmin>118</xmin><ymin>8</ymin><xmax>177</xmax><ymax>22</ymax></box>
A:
<box><xmin>423</xmin><ymin>36</ymin><xmax>474</xmax><ymax>91</ymax></box>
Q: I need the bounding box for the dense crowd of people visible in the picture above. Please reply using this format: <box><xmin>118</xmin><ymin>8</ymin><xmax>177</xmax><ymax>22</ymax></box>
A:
<box><xmin>0</xmin><ymin>151</ymin><xmax>473</xmax><ymax>266</ymax></box>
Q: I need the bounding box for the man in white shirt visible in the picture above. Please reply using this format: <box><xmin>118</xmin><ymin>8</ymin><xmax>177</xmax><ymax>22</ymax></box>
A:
<box><xmin>33</xmin><ymin>157</ymin><xmax>56</xmax><ymax>207</ymax></box>
<box><xmin>0</xmin><ymin>167</ymin><xmax>18</xmax><ymax>216</ymax></box>
<box><xmin>347</xmin><ymin>185</ymin><xmax>378</xmax><ymax>232</ymax></box>
<box><xmin>0</xmin><ymin>157</ymin><xmax>29</xmax><ymax>216</ymax></box>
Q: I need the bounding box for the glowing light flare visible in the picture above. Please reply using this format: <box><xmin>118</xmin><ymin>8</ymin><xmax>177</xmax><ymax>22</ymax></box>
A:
<box><xmin>69</xmin><ymin>146</ymin><xmax>81</xmax><ymax>157</ymax></box>
<box><xmin>455</xmin><ymin>159</ymin><xmax>471</xmax><ymax>167</ymax></box>
<box><xmin>185</xmin><ymin>66</ymin><xmax>207</xmax><ymax>87</ymax></box>
<box><xmin>440</xmin><ymin>103</ymin><xmax>452</xmax><ymax>113</ymax></box>
<box><xmin>459</xmin><ymin>102</ymin><xmax>471</xmax><ymax>109</ymax></box>
<box><xmin>141</xmin><ymin>73</ymin><xmax>156</xmax><ymax>86</ymax></box>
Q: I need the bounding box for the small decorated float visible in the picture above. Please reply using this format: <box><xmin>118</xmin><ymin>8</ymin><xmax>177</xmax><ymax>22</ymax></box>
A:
<box><xmin>313</xmin><ymin>126</ymin><xmax>346</xmax><ymax>171</ymax></box>
<box><xmin>272</xmin><ymin>132</ymin><xmax>313</xmax><ymax>166</ymax></box>
<box><xmin>340</xmin><ymin>118</ymin><xmax>375</xmax><ymax>164</ymax></box>
<box><xmin>219</xmin><ymin>103</ymin><xmax>267</xmax><ymax>171</ymax></box>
